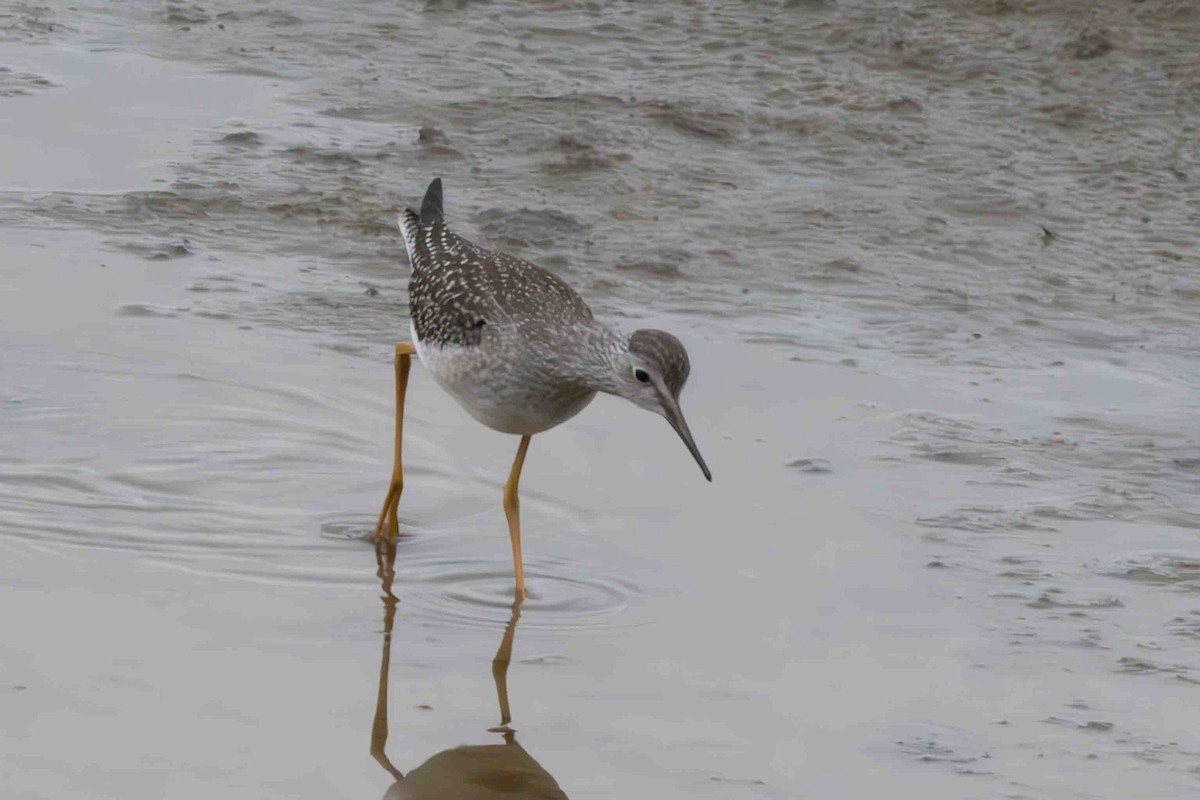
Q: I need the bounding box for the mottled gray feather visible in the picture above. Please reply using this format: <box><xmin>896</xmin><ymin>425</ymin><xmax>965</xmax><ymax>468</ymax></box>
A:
<box><xmin>403</xmin><ymin>207</ymin><xmax>593</xmax><ymax>351</ymax></box>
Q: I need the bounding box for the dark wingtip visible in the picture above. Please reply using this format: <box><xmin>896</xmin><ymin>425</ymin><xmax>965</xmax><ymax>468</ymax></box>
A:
<box><xmin>419</xmin><ymin>178</ymin><xmax>444</xmax><ymax>226</ymax></box>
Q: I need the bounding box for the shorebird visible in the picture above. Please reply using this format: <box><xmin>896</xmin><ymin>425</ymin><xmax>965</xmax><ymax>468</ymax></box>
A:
<box><xmin>373</xmin><ymin>178</ymin><xmax>710</xmax><ymax>598</ymax></box>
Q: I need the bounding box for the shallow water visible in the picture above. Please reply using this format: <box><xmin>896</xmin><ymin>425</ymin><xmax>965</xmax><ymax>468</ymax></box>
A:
<box><xmin>3</xmin><ymin>2</ymin><xmax>1200</xmax><ymax>797</ymax></box>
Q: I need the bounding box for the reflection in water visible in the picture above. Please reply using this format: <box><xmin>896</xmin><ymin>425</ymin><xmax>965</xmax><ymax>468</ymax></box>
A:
<box><xmin>371</xmin><ymin>540</ymin><xmax>568</xmax><ymax>799</ymax></box>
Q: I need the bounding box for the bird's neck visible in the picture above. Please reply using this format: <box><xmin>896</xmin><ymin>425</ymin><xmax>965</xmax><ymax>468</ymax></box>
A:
<box><xmin>555</xmin><ymin>321</ymin><xmax>629</xmax><ymax>394</ymax></box>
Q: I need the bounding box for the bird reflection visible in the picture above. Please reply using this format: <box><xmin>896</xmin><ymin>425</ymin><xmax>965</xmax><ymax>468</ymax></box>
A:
<box><xmin>371</xmin><ymin>540</ymin><xmax>568</xmax><ymax>799</ymax></box>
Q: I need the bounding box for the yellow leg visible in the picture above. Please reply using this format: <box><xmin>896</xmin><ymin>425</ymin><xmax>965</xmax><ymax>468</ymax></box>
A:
<box><xmin>372</xmin><ymin>342</ymin><xmax>417</xmax><ymax>543</ymax></box>
<box><xmin>502</xmin><ymin>435</ymin><xmax>532</xmax><ymax>600</ymax></box>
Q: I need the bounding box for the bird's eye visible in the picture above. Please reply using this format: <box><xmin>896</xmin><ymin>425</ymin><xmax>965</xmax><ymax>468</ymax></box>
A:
<box><xmin>634</xmin><ymin>368</ymin><xmax>651</xmax><ymax>384</ymax></box>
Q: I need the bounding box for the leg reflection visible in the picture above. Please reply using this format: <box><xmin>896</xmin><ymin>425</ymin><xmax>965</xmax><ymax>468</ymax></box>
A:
<box><xmin>489</xmin><ymin>596</ymin><xmax>523</xmax><ymax>737</ymax></box>
<box><xmin>370</xmin><ymin>539</ymin><xmax>404</xmax><ymax>781</ymax></box>
<box><xmin>368</xmin><ymin>551</ymin><xmax>567</xmax><ymax>798</ymax></box>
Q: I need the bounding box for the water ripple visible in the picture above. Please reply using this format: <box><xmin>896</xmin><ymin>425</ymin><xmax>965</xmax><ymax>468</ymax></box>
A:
<box><xmin>395</xmin><ymin>554</ymin><xmax>639</xmax><ymax>632</ymax></box>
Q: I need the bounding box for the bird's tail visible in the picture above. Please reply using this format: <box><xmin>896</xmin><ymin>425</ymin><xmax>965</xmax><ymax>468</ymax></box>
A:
<box><xmin>398</xmin><ymin>178</ymin><xmax>443</xmax><ymax>269</ymax></box>
<box><xmin>419</xmin><ymin>178</ymin><xmax>443</xmax><ymax>226</ymax></box>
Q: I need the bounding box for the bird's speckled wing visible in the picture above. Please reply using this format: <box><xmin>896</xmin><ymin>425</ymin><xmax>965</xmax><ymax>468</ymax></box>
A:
<box><xmin>400</xmin><ymin>208</ymin><xmax>593</xmax><ymax>348</ymax></box>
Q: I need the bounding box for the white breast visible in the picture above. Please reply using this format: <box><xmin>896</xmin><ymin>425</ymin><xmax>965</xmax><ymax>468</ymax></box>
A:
<box><xmin>409</xmin><ymin>321</ymin><xmax>594</xmax><ymax>435</ymax></box>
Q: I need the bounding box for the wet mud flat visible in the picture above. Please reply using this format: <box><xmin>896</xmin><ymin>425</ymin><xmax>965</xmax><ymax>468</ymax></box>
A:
<box><xmin>4</xmin><ymin>226</ymin><xmax>1198</xmax><ymax>796</ymax></box>
<box><xmin>4</xmin><ymin>2</ymin><xmax>1200</xmax><ymax>798</ymax></box>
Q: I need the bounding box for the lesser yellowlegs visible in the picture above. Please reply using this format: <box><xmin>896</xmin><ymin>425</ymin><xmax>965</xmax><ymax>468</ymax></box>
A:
<box><xmin>373</xmin><ymin>178</ymin><xmax>710</xmax><ymax>599</ymax></box>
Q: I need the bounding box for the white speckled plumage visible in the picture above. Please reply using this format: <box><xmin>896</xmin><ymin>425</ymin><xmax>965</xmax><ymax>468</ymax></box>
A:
<box><xmin>398</xmin><ymin>178</ymin><xmax>710</xmax><ymax>480</ymax></box>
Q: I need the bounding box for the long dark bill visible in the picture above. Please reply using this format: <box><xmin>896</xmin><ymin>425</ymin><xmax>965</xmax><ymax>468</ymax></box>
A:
<box><xmin>660</xmin><ymin>392</ymin><xmax>712</xmax><ymax>482</ymax></box>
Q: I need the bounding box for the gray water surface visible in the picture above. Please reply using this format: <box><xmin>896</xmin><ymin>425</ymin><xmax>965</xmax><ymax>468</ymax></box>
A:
<box><xmin>3</xmin><ymin>2</ymin><xmax>1199</xmax><ymax>798</ymax></box>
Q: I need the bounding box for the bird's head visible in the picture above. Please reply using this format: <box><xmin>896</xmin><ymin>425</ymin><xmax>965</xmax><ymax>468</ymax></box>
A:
<box><xmin>614</xmin><ymin>329</ymin><xmax>711</xmax><ymax>482</ymax></box>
